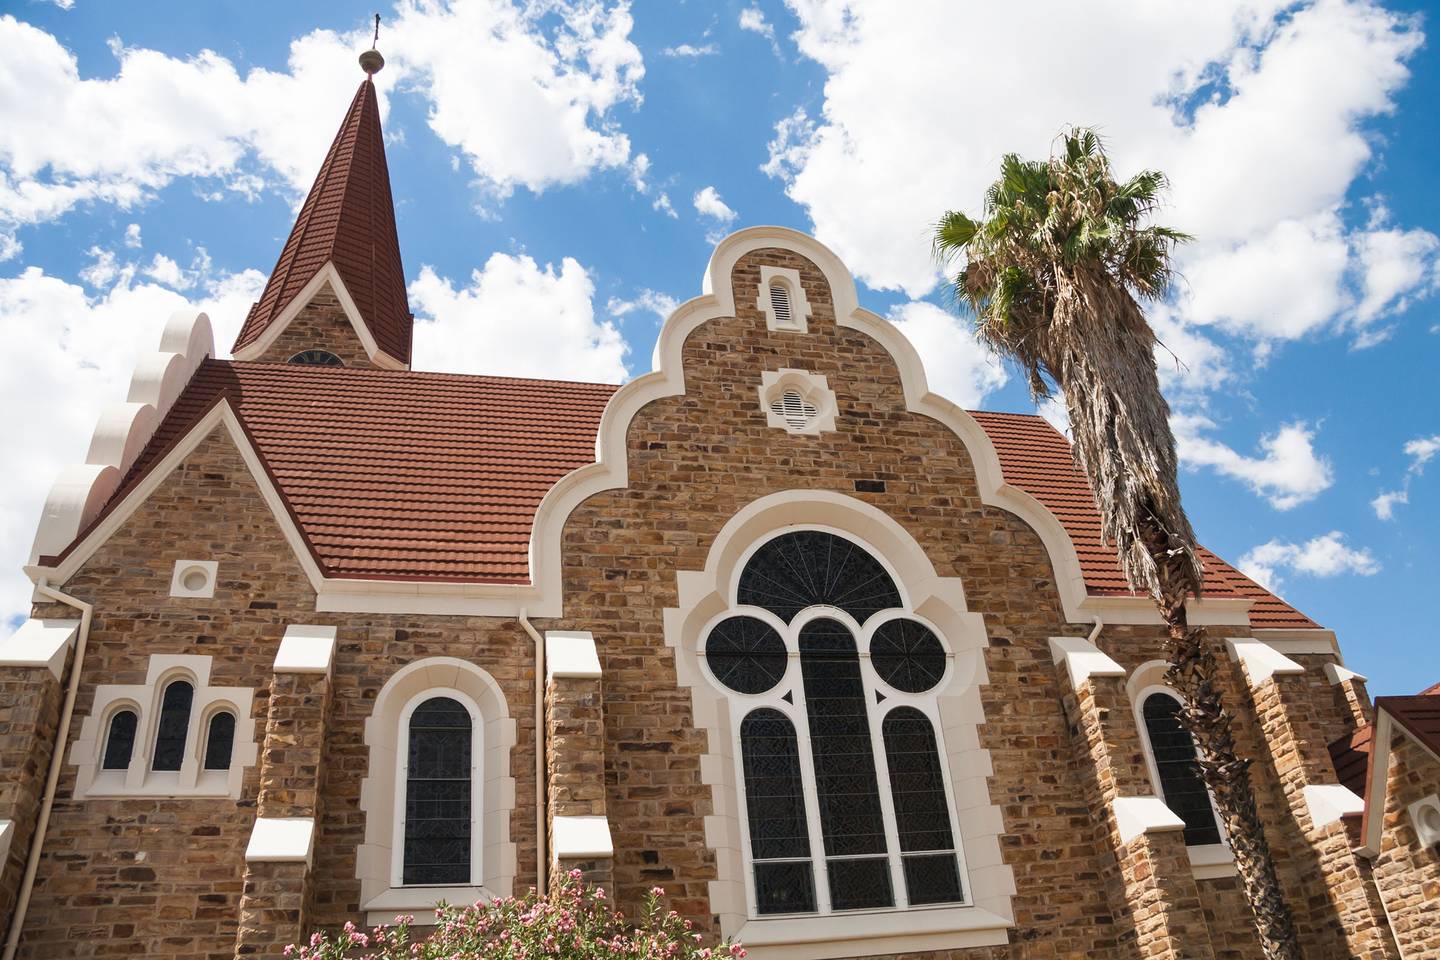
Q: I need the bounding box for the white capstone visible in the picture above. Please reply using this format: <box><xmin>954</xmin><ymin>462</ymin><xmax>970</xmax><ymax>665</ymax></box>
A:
<box><xmin>29</xmin><ymin>462</ymin><xmax>121</xmax><ymax>563</ymax></box>
<box><xmin>1112</xmin><ymin>796</ymin><xmax>1186</xmax><ymax>844</ymax></box>
<box><xmin>245</xmin><ymin>817</ymin><xmax>316</xmax><ymax>863</ymax></box>
<box><xmin>273</xmin><ymin>624</ymin><xmax>338</xmax><ymax>674</ymax></box>
<box><xmin>0</xmin><ymin>619</ymin><xmax>80</xmax><ymax>680</ymax></box>
<box><xmin>546</xmin><ymin>631</ymin><xmax>601</xmax><ymax>680</ymax></box>
<box><xmin>552</xmin><ymin>815</ymin><xmax>613</xmax><ymax>858</ymax></box>
<box><xmin>1324</xmin><ymin>663</ymin><xmax>1368</xmax><ymax>685</ymax></box>
<box><xmin>85</xmin><ymin>402</ymin><xmax>159</xmax><ymax>475</ymax></box>
<box><xmin>1048</xmin><ymin>636</ymin><xmax>1126</xmax><ymax>690</ymax></box>
<box><xmin>1225</xmin><ymin>638</ymin><xmax>1305</xmax><ymax>684</ymax></box>
<box><xmin>1303</xmin><ymin>784</ymin><xmax>1366</xmax><ymax>828</ymax></box>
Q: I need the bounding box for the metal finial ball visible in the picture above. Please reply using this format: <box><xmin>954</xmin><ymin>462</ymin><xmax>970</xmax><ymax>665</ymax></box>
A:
<box><xmin>359</xmin><ymin>49</ymin><xmax>385</xmax><ymax>75</ymax></box>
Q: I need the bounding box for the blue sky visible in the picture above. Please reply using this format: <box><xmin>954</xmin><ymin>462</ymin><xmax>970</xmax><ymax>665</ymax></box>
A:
<box><xmin>1</xmin><ymin>0</ymin><xmax>1436</xmax><ymax>694</ymax></box>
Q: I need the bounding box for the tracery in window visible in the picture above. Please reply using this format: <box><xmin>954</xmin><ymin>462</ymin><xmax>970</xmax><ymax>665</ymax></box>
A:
<box><xmin>708</xmin><ymin>530</ymin><xmax>966</xmax><ymax>919</ymax></box>
<box><xmin>403</xmin><ymin>696</ymin><xmax>474</xmax><ymax>886</ymax></box>
<box><xmin>204</xmin><ymin>711</ymin><xmax>236</xmax><ymax>770</ymax></box>
<box><xmin>1142</xmin><ymin>693</ymin><xmax>1222</xmax><ymax>847</ymax></box>
<box><xmin>152</xmin><ymin>679</ymin><xmax>193</xmax><ymax>772</ymax></box>
<box><xmin>101</xmin><ymin>709</ymin><xmax>137</xmax><ymax>771</ymax></box>
<box><xmin>288</xmin><ymin>349</ymin><xmax>344</xmax><ymax>366</ymax></box>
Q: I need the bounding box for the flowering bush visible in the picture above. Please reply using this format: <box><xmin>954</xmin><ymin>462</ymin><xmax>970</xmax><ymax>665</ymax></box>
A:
<box><xmin>284</xmin><ymin>870</ymin><xmax>745</xmax><ymax>960</ymax></box>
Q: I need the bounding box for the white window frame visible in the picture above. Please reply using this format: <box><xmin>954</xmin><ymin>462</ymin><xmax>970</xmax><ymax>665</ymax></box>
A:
<box><xmin>1128</xmin><ymin>663</ymin><xmax>1235</xmax><ymax>880</ymax></box>
<box><xmin>390</xmin><ymin>686</ymin><xmax>486</xmax><ymax>890</ymax></box>
<box><xmin>756</xmin><ymin>267</ymin><xmax>812</xmax><ymax>333</ymax></box>
<box><xmin>69</xmin><ymin>654</ymin><xmax>256</xmax><ymax>799</ymax></box>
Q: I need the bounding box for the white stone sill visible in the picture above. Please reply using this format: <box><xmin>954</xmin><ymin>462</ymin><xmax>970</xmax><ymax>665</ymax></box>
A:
<box><xmin>364</xmin><ymin>885</ymin><xmax>491</xmax><ymax>927</ymax></box>
<box><xmin>79</xmin><ymin>769</ymin><xmax>235</xmax><ymax>798</ymax></box>
<box><xmin>733</xmin><ymin>904</ymin><xmax>1012</xmax><ymax>958</ymax></box>
<box><xmin>1188</xmin><ymin>842</ymin><xmax>1238</xmax><ymax>880</ymax></box>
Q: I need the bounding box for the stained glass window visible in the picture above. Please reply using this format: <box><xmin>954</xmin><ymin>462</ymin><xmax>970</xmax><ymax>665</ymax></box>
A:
<box><xmin>204</xmin><ymin>712</ymin><xmax>235</xmax><ymax>771</ymax></box>
<box><xmin>288</xmin><ymin>349</ymin><xmax>344</xmax><ymax>366</ymax></box>
<box><xmin>1143</xmin><ymin>694</ymin><xmax>1222</xmax><ymax>847</ymax></box>
<box><xmin>151</xmin><ymin>680</ymin><xmax>193</xmax><ymax>772</ymax></box>
<box><xmin>799</xmin><ymin>618</ymin><xmax>893</xmax><ymax>910</ymax></box>
<box><xmin>706</xmin><ymin>616</ymin><xmax>788</xmax><ymax>694</ymax></box>
<box><xmin>102</xmin><ymin>709</ymin><xmax>137</xmax><ymax>771</ymax></box>
<box><xmin>883</xmin><ymin>707</ymin><xmax>963</xmax><ymax>905</ymax></box>
<box><xmin>403</xmin><ymin>696</ymin><xmax>473</xmax><ymax>885</ymax></box>
<box><xmin>739</xmin><ymin>531</ymin><xmax>902</xmax><ymax>624</ymax></box>
<box><xmin>870</xmin><ymin>619</ymin><xmax>946</xmax><ymax>694</ymax></box>
<box><xmin>741</xmin><ymin>709</ymin><xmax>815</xmax><ymax>914</ymax></box>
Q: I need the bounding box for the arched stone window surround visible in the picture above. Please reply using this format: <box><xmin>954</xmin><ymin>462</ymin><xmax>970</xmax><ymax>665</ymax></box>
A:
<box><xmin>1127</xmin><ymin>660</ymin><xmax>1235</xmax><ymax>879</ymax></box>
<box><xmin>664</xmin><ymin>489</ymin><xmax>1015</xmax><ymax>957</ymax></box>
<box><xmin>199</xmin><ymin>703</ymin><xmax>238</xmax><ymax>771</ymax></box>
<box><xmin>69</xmin><ymin>654</ymin><xmax>256</xmax><ymax>799</ymax></box>
<box><xmin>358</xmin><ymin>657</ymin><xmax>517</xmax><ymax>925</ymax></box>
<box><xmin>100</xmin><ymin>700</ymin><xmax>142</xmax><ymax>770</ymax></box>
<box><xmin>756</xmin><ymin>266</ymin><xmax>811</xmax><ymax>333</ymax></box>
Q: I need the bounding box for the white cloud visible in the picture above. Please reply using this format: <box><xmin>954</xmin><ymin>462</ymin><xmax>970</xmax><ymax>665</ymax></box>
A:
<box><xmin>886</xmin><ymin>301</ymin><xmax>1007</xmax><ymax>408</ymax></box>
<box><xmin>1371</xmin><ymin>433</ymin><xmax>1440</xmax><ymax>519</ymax></box>
<box><xmin>0</xmin><ymin>259</ymin><xmax>263</xmax><ymax>627</ymax></box>
<box><xmin>1239</xmin><ymin>531</ymin><xmax>1379</xmax><ymax>592</ymax></box>
<box><xmin>693</xmin><ymin>185</ymin><xmax>737</xmax><ymax>223</ymax></box>
<box><xmin>408</xmin><ymin>252</ymin><xmax>628</xmax><ymax>383</ymax></box>
<box><xmin>123</xmin><ymin>223</ymin><xmax>142</xmax><ymax>248</ymax></box>
<box><xmin>144</xmin><ymin>254</ymin><xmax>190</xmax><ymax>289</ymax></box>
<box><xmin>1173</xmin><ymin>415</ymin><xmax>1333</xmax><ymax>509</ymax></box>
<box><xmin>762</xmin><ymin>0</ymin><xmax>1427</xmax><ymax>373</ymax></box>
<box><xmin>662</xmin><ymin>43</ymin><xmax>717</xmax><ymax>58</ymax></box>
<box><xmin>608</xmin><ymin>288</ymin><xmax>678</xmax><ymax>322</ymax></box>
<box><xmin>652</xmin><ymin>192</ymin><xmax>677</xmax><ymax>218</ymax></box>
<box><xmin>739</xmin><ymin>6</ymin><xmax>781</xmax><ymax>55</ymax></box>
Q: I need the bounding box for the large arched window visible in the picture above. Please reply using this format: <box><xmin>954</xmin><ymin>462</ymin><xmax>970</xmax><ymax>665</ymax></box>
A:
<box><xmin>151</xmin><ymin>679</ymin><xmax>194</xmax><ymax>772</ymax></box>
<box><xmin>399</xmin><ymin>693</ymin><xmax>479</xmax><ymax>887</ymax></box>
<box><xmin>1141</xmin><ymin>693</ymin><xmax>1222</xmax><ymax>847</ymax></box>
<box><xmin>706</xmin><ymin>530</ymin><xmax>966</xmax><ymax>917</ymax></box>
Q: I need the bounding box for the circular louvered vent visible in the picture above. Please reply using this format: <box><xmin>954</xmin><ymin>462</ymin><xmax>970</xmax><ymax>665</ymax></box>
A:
<box><xmin>769</xmin><ymin>389</ymin><xmax>818</xmax><ymax>431</ymax></box>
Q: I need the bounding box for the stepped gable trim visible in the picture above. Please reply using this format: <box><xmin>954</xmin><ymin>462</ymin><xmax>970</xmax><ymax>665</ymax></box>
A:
<box><xmin>1360</xmin><ymin>691</ymin><xmax>1440</xmax><ymax>856</ymax></box>
<box><xmin>31</xmin><ymin>395</ymin><xmax>328</xmax><ymax>593</ymax></box>
<box><xmin>231</xmin><ymin>263</ymin><xmax>406</xmax><ymax>369</ymax></box>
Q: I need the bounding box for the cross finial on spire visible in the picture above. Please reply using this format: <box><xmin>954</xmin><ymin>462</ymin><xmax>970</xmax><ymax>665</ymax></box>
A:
<box><xmin>359</xmin><ymin>13</ymin><xmax>385</xmax><ymax>76</ymax></box>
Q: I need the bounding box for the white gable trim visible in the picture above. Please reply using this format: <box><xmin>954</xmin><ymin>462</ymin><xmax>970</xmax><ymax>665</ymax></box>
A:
<box><xmin>28</xmin><ymin>400</ymin><xmax>326</xmax><ymax>593</ymax></box>
<box><xmin>1361</xmin><ymin>705</ymin><xmax>1440</xmax><ymax>857</ymax></box>
<box><xmin>230</xmin><ymin>262</ymin><xmax>407</xmax><ymax>370</ymax></box>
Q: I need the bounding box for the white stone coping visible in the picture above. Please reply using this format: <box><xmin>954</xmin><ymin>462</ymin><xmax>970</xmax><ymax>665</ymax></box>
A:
<box><xmin>1187</xmin><ymin>842</ymin><xmax>1238</xmax><ymax>880</ymax></box>
<box><xmin>1303</xmin><ymin>784</ymin><xmax>1366</xmax><ymax>828</ymax></box>
<box><xmin>1112</xmin><ymin>796</ymin><xmax>1186</xmax><ymax>843</ymax></box>
<box><xmin>0</xmin><ymin>618</ymin><xmax>80</xmax><ymax>680</ymax></box>
<box><xmin>1224</xmin><ymin>637</ymin><xmax>1305</xmax><ymax>685</ymax></box>
<box><xmin>0</xmin><ymin>820</ymin><xmax>13</xmax><ymax>865</ymax></box>
<box><xmin>1047</xmin><ymin>636</ymin><xmax>1125</xmax><ymax>690</ymax></box>
<box><xmin>363</xmin><ymin>885</ymin><xmax>492</xmax><ymax>927</ymax></box>
<box><xmin>552</xmin><ymin>814</ymin><xmax>613</xmax><ymax>858</ymax></box>
<box><xmin>1323</xmin><ymin>662</ymin><xmax>1367</xmax><ymax>685</ymax></box>
<box><xmin>245</xmin><ymin>817</ymin><xmax>316</xmax><ymax>864</ymax></box>
<box><xmin>274</xmin><ymin>624</ymin><xmax>338</xmax><ymax>674</ymax></box>
<box><xmin>545</xmin><ymin>631</ymin><xmax>601</xmax><ymax>681</ymax></box>
<box><xmin>733</xmin><ymin>904</ymin><xmax>1012</xmax><ymax>960</ymax></box>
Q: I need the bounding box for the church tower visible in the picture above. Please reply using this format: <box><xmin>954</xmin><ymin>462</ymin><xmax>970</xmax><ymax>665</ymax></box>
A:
<box><xmin>230</xmin><ymin>47</ymin><xmax>412</xmax><ymax>369</ymax></box>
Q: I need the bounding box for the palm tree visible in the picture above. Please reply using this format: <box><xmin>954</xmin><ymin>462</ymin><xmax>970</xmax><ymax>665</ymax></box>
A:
<box><xmin>933</xmin><ymin>128</ymin><xmax>1300</xmax><ymax>959</ymax></box>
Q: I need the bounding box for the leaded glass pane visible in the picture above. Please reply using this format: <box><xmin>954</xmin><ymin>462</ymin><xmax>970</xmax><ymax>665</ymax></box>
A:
<box><xmin>404</xmin><ymin>696</ymin><xmax>472</xmax><ymax>885</ymax></box>
<box><xmin>739</xmin><ymin>531</ymin><xmax>901</xmax><ymax>624</ymax></box>
<box><xmin>741</xmin><ymin>709</ymin><xmax>811</xmax><ymax>860</ymax></box>
<box><xmin>204</xmin><ymin>712</ymin><xmax>235</xmax><ymax>770</ymax></box>
<box><xmin>102</xmin><ymin>709</ymin><xmax>137</xmax><ymax>771</ymax></box>
<box><xmin>870</xmin><ymin>619</ymin><xmax>946</xmax><ymax>693</ymax></box>
<box><xmin>902</xmin><ymin>853</ymin><xmax>963</xmax><ymax>905</ymax></box>
<box><xmin>706</xmin><ymin>616</ymin><xmax>788</xmax><ymax>694</ymax></box>
<box><xmin>152</xmin><ymin>680</ymin><xmax>193</xmax><ymax>772</ymax></box>
<box><xmin>882</xmin><ymin>707</ymin><xmax>956</xmax><ymax>853</ymax></box>
<box><xmin>753</xmin><ymin>861</ymin><xmax>815</xmax><ymax>915</ymax></box>
<box><xmin>1143</xmin><ymin>694</ymin><xmax>1222</xmax><ymax>847</ymax></box>
<box><xmin>826</xmin><ymin>857</ymin><xmax>893</xmax><ymax>910</ymax></box>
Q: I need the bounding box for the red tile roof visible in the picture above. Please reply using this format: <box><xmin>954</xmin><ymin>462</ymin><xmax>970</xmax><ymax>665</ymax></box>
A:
<box><xmin>47</xmin><ymin>366</ymin><xmax>1316</xmax><ymax>627</ymax></box>
<box><xmin>1377</xmin><ymin>693</ymin><xmax>1440</xmax><ymax>759</ymax></box>
<box><xmin>1329</xmin><ymin>724</ymin><xmax>1374</xmax><ymax>798</ymax></box>
<box><xmin>232</xmin><ymin>78</ymin><xmax>412</xmax><ymax>364</ymax></box>
<box><xmin>968</xmin><ymin>411</ymin><xmax>1316</xmax><ymax>628</ymax></box>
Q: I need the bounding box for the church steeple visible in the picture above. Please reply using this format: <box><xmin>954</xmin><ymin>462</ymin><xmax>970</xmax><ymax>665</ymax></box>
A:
<box><xmin>231</xmin><ymin>40</ymin><xmax>412</xmax><ymax>368</ymax></box>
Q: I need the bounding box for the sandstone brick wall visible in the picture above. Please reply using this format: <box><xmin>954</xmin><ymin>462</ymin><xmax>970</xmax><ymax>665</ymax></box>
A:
<box><xmin>0</xmin><ymin>666</ymin><xmax>64</xmax><ymax>944</ymax></box>
<box><xmin>1373</xmin><ymin>733</ymin><xmax>1440</xmax><ymax>956</ymax></box>
<box><xmin>250</xmin><ymin>285</ymin><xmax>377</xmax><ymax>367</ymax></box>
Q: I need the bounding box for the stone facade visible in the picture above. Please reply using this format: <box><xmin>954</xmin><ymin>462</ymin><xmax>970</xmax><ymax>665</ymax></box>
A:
<box><xmin>251</xmin><ymin>284</ymin><xmax>377</xmax><ymax>367</ymax></box>
<box><xmin>1372</xmin><ymin>729</ymin><xmax>1440</xmax><ymax>956</ymax></box>
<box><xmin>1</xmin><ymin>238</ymin><xmax>1421</xmax><ymax>959</ymax></box>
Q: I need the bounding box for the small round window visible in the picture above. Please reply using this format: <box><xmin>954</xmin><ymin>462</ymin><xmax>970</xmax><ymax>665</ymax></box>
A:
<box><xmin>704</xmin><ymin>616</ymin><xmax>788</xmax><ymax>694</ymax></box>
<box><xmin>869</xmin><ymin>618</ymin><xmax>946</xmax><ymax>693</ymax></box>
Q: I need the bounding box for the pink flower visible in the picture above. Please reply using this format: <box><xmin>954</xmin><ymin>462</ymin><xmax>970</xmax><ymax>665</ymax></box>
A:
<box><xmin>650</xmin><ymin>886</ymin><xmax>665</xmax><ymax>897</ymax></box>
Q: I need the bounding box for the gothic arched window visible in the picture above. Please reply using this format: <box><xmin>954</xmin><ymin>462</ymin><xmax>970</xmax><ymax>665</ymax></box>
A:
<box><xmin>1141</xmin><ymin>693</ymin><xmax>1222</xmax><ymax>847</ymax></box>
<box><xmin>402</xmin><ymin>695</ymin><xmax>476</xmax><ymax>886</ymax></box>
<box><xmin>203</xmin><ymin>711</ymin><xmax>236</xmax><ymax>771</ymax></box>
<box><xmin>707</xmin><ymin>530</ymin><xmax>966</xmax><ymax>917</ymax></box>
<box><xmin>151</xmin><ymin>679</ymin><xmax>193</xmax><ymax>772</ymax></box>
<box><xmin>101</xmin><ymin>709</ymin><xmax>138</xmax><ymax>771</ymax></box>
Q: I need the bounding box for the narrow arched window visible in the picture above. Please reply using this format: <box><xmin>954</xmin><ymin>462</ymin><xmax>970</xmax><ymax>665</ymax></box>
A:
<box><xmin>1142</xmin><ymin>694</ymin><xmax>1222</xmax><ymax>846</ymax></box>
<box><xmin>102</xmin><ymin>709</ymin><xmax>138</xmax><ymax>771</ymax></box>
<box><xmin>152</xmin><ymin>680</ymin><xmax>193</xmax><ymax>772</ymax></box>
<box><xmin>883</xmin><ymin>707</ymin><xmax>963</xmax><ymax>905</ymax></box>
<box><xmin>403</xmin><ymin>696</ymin><xmax>473</xmax><ymax>885</ymax></box>
<box><xmin>769</xmin><ymin>281</ymin><xmax>793</xmax><ymax>327</ymax></box>
<box><xmin>741</xmin><ymin>708</ymin><xmax>814</xmax><ymax>915</ymax></box>
<box><xmin>203</xmin><ymin>711</ymin><xmax>236</xmax><ymax>770</ymax></box>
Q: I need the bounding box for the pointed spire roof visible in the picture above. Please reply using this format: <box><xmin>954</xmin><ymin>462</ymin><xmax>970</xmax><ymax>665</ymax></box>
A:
<box><xmin>232</xmin><ymin>74</ymin><xmax>412</xmax><ymax>365</ymax></box>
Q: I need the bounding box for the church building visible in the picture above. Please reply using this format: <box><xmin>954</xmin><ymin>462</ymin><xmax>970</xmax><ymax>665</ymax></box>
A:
<box><xmin>1</xmin><ymin>46</ymin><xmax>1436</xmax><ymax>960</ymax></box>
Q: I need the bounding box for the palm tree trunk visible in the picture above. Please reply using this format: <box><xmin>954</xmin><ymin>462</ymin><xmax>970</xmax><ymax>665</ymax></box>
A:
<box><xmin>1145</xmin><ymin>517</ymin><xmax>1302</xmax><ymax>960</ymax></box>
